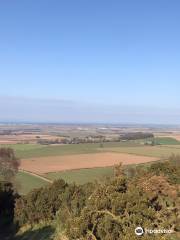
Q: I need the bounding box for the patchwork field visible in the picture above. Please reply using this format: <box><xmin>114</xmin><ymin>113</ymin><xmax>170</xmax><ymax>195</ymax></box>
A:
<box><xmin>2</xmin><ymin>137</ymin><xmax>180</xmax><ymax>194</ymax></box>
<box><xmin>20</xmin><ymin>152</ymin><xmax>158</xmax><ymax>174</ymax></box>
<box><xmin>6</xmin><ymin>141</ymin><xmax>140</xmax><ymax>158</ymax></box>
<box><xmin>0</xmin><ymin>134</ymin><xmax>64</xmax><ymax>144</ymax></box>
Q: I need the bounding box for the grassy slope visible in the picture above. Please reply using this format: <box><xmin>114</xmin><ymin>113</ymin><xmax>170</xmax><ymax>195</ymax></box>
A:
<box><xmin>45</xmin><ymin>167</ymin><xmax>114</xmax><ymax>184</ymax></box>
<box><xmin>16</xmin><ymin>171</ymin><xmax>49</xmax><ymax>195</ymax></box>
<box><xmin>16</xmin><ymin>167</ymin><xmax>114</xmax><ymax>195</ymax></box>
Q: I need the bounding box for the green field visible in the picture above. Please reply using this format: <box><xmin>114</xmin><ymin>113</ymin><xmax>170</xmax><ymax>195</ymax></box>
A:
<box><xmin>154</xmin><ymin>137</ymin><xmax>180</xmax><ymax>145</ymax></box>
<box><xmin>45</xmin><ymin>167</ymin><xmax>114</xmax><ymax>184</ymax></box>
<box><xmin>105</xmin><ymin>145</ymin><xmax>180</xmax><ymax>158</ymax></box>
<box><xmin>15</xmin><ymin>168</ymin><xmax>114</xmax><ymax>194</ymax></box>
<box><xmin>1</xmin><ymin>141</ymin><xmax>139</xmax><ymax>158</ymax></box>
<box><xmin>16</xmin><ymin>171</ymin><xmax>49</xmax><ymax>195</ymax></box>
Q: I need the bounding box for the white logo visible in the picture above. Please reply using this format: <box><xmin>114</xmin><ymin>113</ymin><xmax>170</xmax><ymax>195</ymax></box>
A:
<box><xmin>135</xmin><ymin>227</ymin><xmax>144</xmax><ymax>236</ymax></box>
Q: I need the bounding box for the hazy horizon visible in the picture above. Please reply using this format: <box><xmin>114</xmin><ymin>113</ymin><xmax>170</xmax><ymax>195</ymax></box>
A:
<box><xmin>0</xmin><ymin>96</ymin><xmax>180</xmax><ymax>125</ymax></box>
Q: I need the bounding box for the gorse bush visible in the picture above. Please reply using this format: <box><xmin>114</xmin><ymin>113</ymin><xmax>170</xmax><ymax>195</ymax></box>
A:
<box><xmin>149</xmin><ymin>155</ymin><xmax>180</xmax><ymax>184</ymax></box>
<box><xmin>13</xmin><ymin>157</ymin><xmax>180</xmax><ymax>240</ymax></box>
<box><xmin>15</xmin><ymin>179</ymin><xmax>67</xmax><ymax>225</ymax></box>
<box><xmin>15</xmin><ymin>179</ymin><xmax>94</xmax><ymax>226</ymax></box>
<box><xmin>65</xmin><ymin>175</ymin><xmax>179</xmax><ymax>240</ymax></box>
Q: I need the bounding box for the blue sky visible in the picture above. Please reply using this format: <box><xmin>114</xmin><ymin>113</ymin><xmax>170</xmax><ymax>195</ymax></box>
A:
<box><xmin>0</xmin><ymin>0</ymin><xmax>180</xmax><ymax>123</ymax></box>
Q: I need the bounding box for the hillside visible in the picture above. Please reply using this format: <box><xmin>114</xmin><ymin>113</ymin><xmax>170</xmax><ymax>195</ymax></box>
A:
<box><xmin>3</xmin><ymin>156</ymin><xmax>178</xmax><ymax>240</ymax></box>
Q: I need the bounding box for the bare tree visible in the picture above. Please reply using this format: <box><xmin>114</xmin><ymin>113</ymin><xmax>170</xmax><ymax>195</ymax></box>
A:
<box><xmin>0</xmin><ymin>148</ymin><xmax>20</xmax><ymax>181</ymax></box>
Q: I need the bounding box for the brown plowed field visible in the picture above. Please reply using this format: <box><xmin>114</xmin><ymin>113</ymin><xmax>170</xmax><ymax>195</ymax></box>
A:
<box><xmin>20</xmin><ymin>152</ymin><xmax>158</xmax><ymax>174</ymax></box>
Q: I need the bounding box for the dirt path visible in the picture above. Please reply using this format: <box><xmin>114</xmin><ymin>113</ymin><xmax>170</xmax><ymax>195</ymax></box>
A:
<box><xmin>19</xmin><ymin>169</ymin><xmax>53</xmax><ymax>183</ymax></box>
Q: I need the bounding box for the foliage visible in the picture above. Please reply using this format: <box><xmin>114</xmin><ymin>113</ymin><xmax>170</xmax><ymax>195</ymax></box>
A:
<box><xmin>15</xmin><ymin>224</ymin><xmax>55</xmax><ymax>240</ymax></box>
<box><xmin>56</xmin><ymin>182</ymin><xmax>95</xmax><ymax>231</ymax></box>
<box><xmin>15</xmin><ymin>179</ymin><xmax>68</xmax><ymax>225</ymax></box>
<box><xmin>0</xmin><ymin>147</ymin><xmax>20</xmax><ymax>181</ymax></box>
<box><xmin>14</xmin><ymin>180</ymin><xmax>94</xmax><ymax>227</ymax></box>
<box><xmin>120</xmin><ymin>132</ymin><xmax>154</xmax><ymax>140</ymax></box>
<box><xmin>0</xmin><ymin>181</ymin><xmax>17</xmax><ymax>228</ymax></box>
<box><xmin>149</xmin><ymin>155</ymin><xmax>180</xmax><ymax>184</ymax></box>
<box><xmin>10</xmin><ymin>155</ymin><xmax>180</xmax><ymax>239</ymax></box>
<box><xmin>114</xmin><ymin>163</ymin><xmax>124</xmax><ymax>177</ymax></box>
<box><xmin>65</xmin><ymin>174</ymin><xmax>179</xmax><ymax>240</ymax></box>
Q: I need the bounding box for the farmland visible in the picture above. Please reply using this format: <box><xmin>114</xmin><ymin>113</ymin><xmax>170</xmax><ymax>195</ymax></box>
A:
<box><xmin>154</xmin><ymin>137</ymin><xmax>180</xmax><ymax>145</ymax></box>
<box><xmin>1</xmin><ymin>124</ymin><xmax>180</xmax><ymax>194</ymax></box>
<box><xmin>105</xmin><ymin>145</ymin><xmax>180</xmax><ymax>158</ymax></box>
<box><xmin>2</xmin><ymin>137</ymin><xmax>180</xmax><ymax>159</ymax></box>
<box><xmin>5</xmin><ymin>141</ymin><xmax>139</xmax><ymax>158</ymax></box>
<box><xmin>20</xmin><ymin>152</ymin><xmax>157</xmax><ymax>174</ymax></box>
<box><xmin>14</xmin><ymin>139</ymin><xmax>180</xmax><ymax>193</ymax></box>
<box><xmin>1</xmin><ymin>125</ymin><xmax>180</xmax><ymax>240</ymax></box>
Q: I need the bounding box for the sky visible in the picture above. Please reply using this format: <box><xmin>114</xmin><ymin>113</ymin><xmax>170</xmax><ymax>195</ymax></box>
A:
<box><xmin>0</xmin><ymin>0</ymin><xmax>180</xmax><ymax>124</ymax></box>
